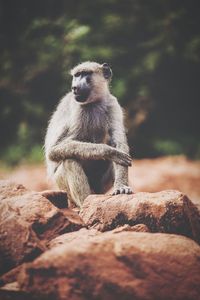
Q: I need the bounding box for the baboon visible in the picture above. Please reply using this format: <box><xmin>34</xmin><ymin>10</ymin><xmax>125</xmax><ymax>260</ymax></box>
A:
<box><xmin>45</xmin><ymin>61</ymin><xmax>132</xmax><ymax>208</ymax></box>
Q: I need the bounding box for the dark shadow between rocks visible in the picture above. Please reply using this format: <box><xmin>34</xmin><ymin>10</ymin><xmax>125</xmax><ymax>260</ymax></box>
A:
<box><xmin>39</xmin><ymin>190</ymin><xmax>68</xmax><ymax>209</ymax></box>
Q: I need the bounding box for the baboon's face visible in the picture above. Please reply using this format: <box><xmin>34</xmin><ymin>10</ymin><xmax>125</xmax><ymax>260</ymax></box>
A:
<box><xmin>72</xmin><ymin>71</ymin><xmax>93</xmax><ymax>103</ymax></box>
<box><xmin>71</xmin><ymin>63</ymin><xmax>112</xmax><ymax>104</ymax></box>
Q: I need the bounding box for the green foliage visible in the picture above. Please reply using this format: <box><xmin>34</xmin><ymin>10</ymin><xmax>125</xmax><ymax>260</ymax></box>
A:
<box><xmin>0</xmin><ymin>120</ymin><xmax>44</xmax><ymax>166</ymax></box>
<box><xmin>26</xmin><ymin>145</ymin><xmax>44</xmax><ymax>164</ymax></box>
<box><xmin>154</xmin><ymin>139</ymin><xmax>183</xmax><ymax>156</ymax></box>
<box><xmin>0</xmin><ymin>0</ymin><xmax>200</xmax><ymax>164</ymax></box>
<box><xmin>1</xmin><ymin>144</ymin><xmax>43</xmax><ymax>166</ymax></box>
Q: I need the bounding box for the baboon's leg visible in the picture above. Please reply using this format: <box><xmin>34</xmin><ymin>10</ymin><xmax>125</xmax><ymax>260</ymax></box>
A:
<box><xmin>85</xmin><ymin>160</ymin><xmax>114</xmax><ymax>194</ymax></box>
<box><xmin>54</xmin><ymin>159</ymin><xmax>91</xmax><ymax>208</ymax></box>
<box><xmin>98</xmin><ymin>163</ymin><xmax>114</xmax><ymax>193</ymax></box>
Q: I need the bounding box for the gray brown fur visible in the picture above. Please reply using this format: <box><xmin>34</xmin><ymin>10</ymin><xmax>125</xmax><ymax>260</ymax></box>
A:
<box><xmin>45</xmin><ymin>61</ymin><xmax>132</xmax><ymax>208</ymax></box>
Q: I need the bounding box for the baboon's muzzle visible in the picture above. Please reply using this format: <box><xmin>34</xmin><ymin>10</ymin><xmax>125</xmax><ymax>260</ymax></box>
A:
<box><xmin>74</xmin><ymin>87</ymin><xmax>90</xmax><ymax>103</ymax></box>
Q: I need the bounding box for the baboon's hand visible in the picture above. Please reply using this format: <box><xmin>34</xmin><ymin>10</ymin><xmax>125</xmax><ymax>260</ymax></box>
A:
<box><xmin>112</xmin><ymin>185</ymin><xmax>133</xmax><ymax>195</ymax></box>
<box><xmin>111</xmin><ymin>149</ymin><xmax>132</xmax><ymax>167</ymax></box>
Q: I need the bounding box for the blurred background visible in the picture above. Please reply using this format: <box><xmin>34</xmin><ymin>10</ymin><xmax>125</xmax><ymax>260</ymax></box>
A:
<box><xmin>0</xmin><ymin>0</ymin><xmax>199</xmax><ymax>202</ymax></box>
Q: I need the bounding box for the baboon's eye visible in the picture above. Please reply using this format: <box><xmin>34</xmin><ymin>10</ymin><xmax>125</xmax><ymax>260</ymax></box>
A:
<box><xmin>74</xmin><ymin>72</ymin><xmax>81</xmax><ymax>77</ymax></box>
<box><xmin>82</xmin><ymin>71</ymin><xmax>93</xmax><ymax>77</ymax></box>
<box><xmin>74</xmin><ymin>71</ymin><xmax>93</xmax><ymax>77</ymax></box>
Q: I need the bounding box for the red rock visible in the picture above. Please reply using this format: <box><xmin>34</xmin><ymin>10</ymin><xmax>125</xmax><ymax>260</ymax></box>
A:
<box><xmin>47</xmin><ymin>224</ymin><xmax>149</xmax><ymax>251</ymax></box>
<box><xmin>112</xmin><ymin>223</ymin><xmax>150</xmax><ymax>233</ymax></box>
<box><xmin>0</xmin><ymin>180</ymin><xmax>84</xmax><ymax>275</ymax></box>
<box><xmin>18</xmin><ymin>231</ymin><xmax>200</xmax><ymax>300</ymax></box>
<box><xmin>0</xmin><ymin>216</ymin><xmax>46</xmax><ymax>275</ymax></box>
<box><xmin>0</xmin><ymin>180</ymin><xmax>27</xmax><ymax>200</ymax></box>
<box><xmin>0</xmin><ymin>282</ymin><xmax>31</xmax><ymax>300</ymax></box>
<box><xmin>48</xmin><ymin>224</ymin><xmax>149</xmax><ymax>250</ymax></box>
<box><xmin>80</xmin><ymin>190</ymin><xmax>200</xmax><ymax>243</ymax></box>
<box><xmin>0</xmin><ymin>265</ymin><xmax>24</xmax><ymax>287</ymax></box>
<box><xmin>48</xmin><ymin>228</ymin><xmax>100</xmax><ymax>249</ymax></box>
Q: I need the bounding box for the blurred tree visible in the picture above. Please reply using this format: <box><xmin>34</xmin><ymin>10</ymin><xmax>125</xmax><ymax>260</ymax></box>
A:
<box><xmin>0</xmin><ymin>0</ymin><xmax>200</xmax><ymax>164</ymax></box>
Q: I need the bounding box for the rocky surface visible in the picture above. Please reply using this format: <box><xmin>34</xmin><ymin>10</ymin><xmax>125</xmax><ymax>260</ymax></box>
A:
<box><xmin>18</xmin><ymin>232</ymin><xmax>200</xmax><ymax>300</ymax></box>
<box><xmin>48</xmin><ymin>224</ymin><xmax>150</xmax><ymax>250</ymax></box>
<box><xmin>0</xmin><ymin>264</ymin><xmax>24</xmax><ymax>287</ymax></box>
<box><xmin>0</xmin><ymin>181</ymin><xmax>83</xmax><ymax>275</ymax></box>
<box><xmin>80</xmin><ymin>190</ymin><xmax>200</xmax><ymax>243</ymax></box>
<box><xmin>0</xmin><ymin>180</ymin><xmax>200</xmax><ymax>300</ymax></box>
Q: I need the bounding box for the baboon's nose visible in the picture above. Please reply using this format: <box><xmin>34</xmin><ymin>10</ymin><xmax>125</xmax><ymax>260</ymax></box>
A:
<box><xmin>72</xmin><ymin>86</ymin><xmax>78</xmax><ymax>93</ymax></box>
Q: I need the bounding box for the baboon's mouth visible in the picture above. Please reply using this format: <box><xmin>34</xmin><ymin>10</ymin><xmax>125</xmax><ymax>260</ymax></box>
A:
<box><xmin>74</xmin><ymin>91</ymin><xmax>90</xmax><ymax>103</ymax></box>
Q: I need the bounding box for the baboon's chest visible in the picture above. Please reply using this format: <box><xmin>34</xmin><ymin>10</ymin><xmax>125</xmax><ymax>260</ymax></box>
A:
<box><xmin>72</xmin><ymin>104</ymin><xmax>110</xmax><ymax>143</ymax></box>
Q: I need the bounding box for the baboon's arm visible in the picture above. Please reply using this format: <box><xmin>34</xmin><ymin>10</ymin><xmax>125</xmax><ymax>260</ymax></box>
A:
<box><xmin>110</xmin><ymin>100</ymin><xmax>133</xmax><ymax>194</ymax></box>
<box><xmin>48</xmin><ymin>139</ymin><xmax>132</xmax><ymax>167</ymax></box>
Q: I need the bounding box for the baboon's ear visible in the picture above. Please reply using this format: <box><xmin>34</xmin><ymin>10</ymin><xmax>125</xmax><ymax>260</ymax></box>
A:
<box><xmin>102</xmin><ymin>63</ymin><xmax>112</xmax><ymax>80</ymax></box>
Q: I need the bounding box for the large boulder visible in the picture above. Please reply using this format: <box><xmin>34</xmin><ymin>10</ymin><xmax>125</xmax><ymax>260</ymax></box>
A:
<box><xmin>80</xmin><ymin>190</ymin><xmax>200</xmax><ymax>243</ymax></box>
<box><xmin>18</xmin><ymin>231</ymin><xmax>200</xmax><ymax>300</ymax></box>
<box><xmin>48</xmin><ymin>224</ymin><xmax>150</xmax><ymax>249</ymax></box>
<box><xmin>0</xmin><ymin>180</ymin><xmax>84</xmax><ymax>275</ymax></box>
